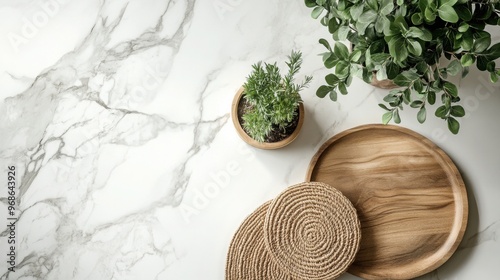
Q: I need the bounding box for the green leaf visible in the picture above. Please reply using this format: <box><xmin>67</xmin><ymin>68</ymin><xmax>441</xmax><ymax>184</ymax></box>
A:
<box><xmin>443</xmin><ymin>82</ymin><xmax>458</xmax><ymax>97</ymax></box>
<box><xmin>425</xmin><ymin>7</ymin><xmax>437</xmax><ymax>22</ymax></box>
<box><xmin>375</xmin><ymin>16</ymin><xmax>391</xmax><ymax>34</ymax></box>
<box><xmin>304</xmin><ymin>0</ymin><xmax>317</xmax><ymax>8</ymax></box>
<box><xmin>451</xmin><ymin>105</ymin><xmax>465</xmax><ymax>117</ymax></box>
<box><xmin>403</xmin><ymin>88</ymin><xmax>412</xmax><ymax>104</ymax></box>
<box><xmin>417</xmin><ymin>107</ymin><xmax>427</xmax><ymax>123</ymax></box>
<box><xmin>324</xmin><ymin>54</ymin><xmax>337</xmax><ymax>69</ymax></box>
<box><xmin>441</xmin><ymin>68</ymin><xmax>449</xmax><ymax>79</ymax></box>
<box><xmin>414</xmin><ymin>79</ymin><xmax>424</xmax><ymax>92</ymax></box>
<box><xmin>329</xmin><ymin>88</ymin><xmax>338</xmax><ymax>101</ymax></box>
<box><xmin>455</xmin><ymin>4</ymin><xmax>472</xmax><ymax>21</ymax></box>
<box><xmin>335</xmin><ymin>26</ymin><xmax>350</xmax><ymax>41</ymax></box>
<box><xmin>387</xmin><ymin>62</ymin><xmax>400</xmax><ymax>79</ymax></box>
<box><xmin>393</xmin><ymin>109</ymin><xmax>401</xmax><ymax>124</ymax></box>
<box><xmin>407</xmin><ymin>39</ymin><xmax>423</xmax><ymax>56</ymax></box>
<box><xmin>485</xmin><ymin>43</ymin><xmax>500</xmax><ymax>60</ymax></box>
<box><xmin>427</xmin><ymin>91</ymin><xmax>436</xmax><ymax>105</ymax></box>
<box><xmin>393</xmin><ymin>75</ymin><xmax>410</xmax><ymax>87</ymax></box>
<box><xmin>411</xmin><ymin>13</ymin><xmax>423</xmax><ymax>25</ymax></box>
<box><xmin>350</xmin><ymin>4</ymin><xmax>364</xmax><ymax>19</ymax></box>
<box><xmin>350</xmin><ymin>64</ymin><xmax>363</xmax><ymax>78</ymax></box>
<box><xmin>487</xmin><ymin>61</ymin><xmax>496</xmax><ymax>73</ymax></box>
<box><xmin>458</xmin><ymin>22</ymin><xmax>469</xmax><ymax>33</ymax></box>
<box><xmin>350</xmin><ymin>50</ymin><xmax>362</xmax><ymax>62</ymax></box>
<box><xmin>416</xmin><ymin>61</ymin><xmax>428</xmax><ymax>74</ymax></box>
<box><xmin>358</xmin><ymin>10</ymin><xmax>378</xmax><ymax>23</ymax></box>
<box><xmin>376</xmin><ymin>67</ymin><xmax>388</xmax><ymax>82</ymax></box>
<box><xmin>338</xmin><ymin>82</ymin><xmax>348</xmax><ymax>95</ymax></box>
<box><xmin>438</xmin><ymin>5</ymin><xmax>459</xmax><ymax>23</ymax></box>
<box><xmin>401</xmin><ymin>69</ymin><xmax>420</xmax><ymax>81</ymax></box>
<box><xmin>367</xmin><ymin>0</ymin><xmax>379</xmax><ymax>11</ymax></box>
<box><xmin>379</xmin><ymin>104</ymin><xmax>391</xmax><ymax>111</ymax></box>
<box><xmin>397</xmin><ymin>70</ymin><xmax>420</xmax><ymax>85</ymax></box>
<box><xmin>337</xmin><ymin>0</ymin><xmax>347</xmax><ymax>11</ymax></box>
<box><xmin>460</xmin><ymin>31</ymin><xmax>473</xmax><ymax>51</ymax></box>
<box><xmin>406</xmin><ymin>27</ymin><xmax>424</xmax><ymax>38</ymax></box>
<box><xmin>462</xmin><ymin>66</ymin><xmax>469</xmax><ymax>78</ymax></box>
<box><xmin>320</xmin><ymin>16</ymin><xmax>328</xmax><ymax>26</ymax></box>
<box><xmin>334</xmin><ymin>42</ymin><xmax>349</xmax><ymax>59</ymax></box>
<box><xmin>433</xmin><ymin>67</ymin><xmax>440</xmax><ymax>81</ymax></box>
<box><xmin>316</xmin><ymin>85</ymin><xmax>332</xmax><ymax>98</ymax></box>
<box><xmin>394</xmin><ymin>16</ymin><xmax>409</xmax><ymax>31</ymax></box>
<box><xmin>362</xmin><ymin>68</ymin><xmax>372</xmax><ymax>83</ymax></box>
<box><xmin>325</xmin><ymin>73</ymin><xmax>340</xmax><ymax>85</ymax></box>
<box><xmin>335</xmin><ymin>61</ymin><xmax>350</xmax><ymax>78</ymax></box>
<box><xmin>384</xmin><ymin>93</ymin><xmax>399</xmax><ymax>103</ymax></box>
<box><xmin>410</xmin><ymin>100</ymin><xmax>423</xmax><ymax>108</ymax></box>
<box><xmin>435</xmin><ymin>105</ymin><xmax>449</xmax><ymax>118</ymax></box>
<box><xmin>380</xmin><ymin>0</ymin><xmax>394</xmax><ymax>15</ymax></box>
<box><xmin>473</xmin><ymin>36</ymin><xmax>491</xmax><ymax>53</ymax></box>
<box><xmin>389</xmin><ymin>37</ymin><xmax>409</xmax><ymax>63</ymax></box>
<box><xmin>346</xmin><ymin>72</ymin><xmax>354</xmax><ymax>86</ymax></box>
<box><xmin>311</xmin><ymin>6</ymin><xmax>324</xmax><ymax>19</ymax></box>
<box><xmin>328</xmin><ymin>18</ymin><xmax>339</xmax><ymax>33</ymax></box>
<box><xmin>469</xmin><ymin>21</ymin><xmax>486</xmax><ymax>30</ymax></box>
<box><xmin>384</xmin><ymin>23</ymin><xmax>399</xmax><ymax>37</ymax></box>
<box><xmin>440</xmin><ymin>0</ymin><xmax>458</xmax><ymax>6</ymax></box>
<box><xmin>460</xmin><ymin>53</ymin><xmax>475</xmax><ymax>67</ymax></box>
<box><xmin>447</xmin><ymin>60</ymin><xmax>462</xmax><ymax>76</ymax></box>
<box><xmin>382</xmin><ymin>111</ymin><xmax>393</xmax><ymax>124</ymax></box>
<box><xmin>319</xmin><ymin>38</ymin><xmax>331</xmax><ymax>51</ymax></box>
<box><xmin>473</xmin><ymin>3</ymin><xmax>493</xmax><ymax>21</ymax></box>
<box><xmin>477</xmin><ymin>56</ymin><xmax>488</xmax><ymax>71</ymax></box>
<box><xmin>356</xmin><ymin>20</ymin><xmax>372</xmax><ymax>35</ymax></box>
<box><xmin>490</xmin><ymin>72</ymin><xmax>499</xmax><ymax>83</ymax></box>
<box><xmin>369</xmin><ymin>40</ymin><xmax>386</xmax><ymax>56</ymax></box>
<box><xmin>420</xmin><ymin>29</ymin><xmax>433</xmax><ymax>41</ymax></box>
<box><xmin>447</xmin><ymin>117</ymin><xmax>460</xmax><ymax>134</ymax></box>
<box><xmin>442</xmin><ymin>93</ymin><xmax>451</xmax><ymax>106</ymax></box>
<box><xmin>371</xmin><ymin>53</ymin><xmax>391</xmax><ymax>63</ymax></box>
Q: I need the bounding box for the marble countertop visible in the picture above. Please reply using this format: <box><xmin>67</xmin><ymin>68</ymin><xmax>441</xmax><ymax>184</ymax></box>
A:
<box><xmin>1</xmin><ymin>1</ymin><xmax>499</xmax><ymax>279</ymax></box>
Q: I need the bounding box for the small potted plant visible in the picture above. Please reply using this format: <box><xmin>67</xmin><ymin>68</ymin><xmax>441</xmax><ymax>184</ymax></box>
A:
<box><xmin>305</xmin><ymin>0</ymin><xmax>500</xmax><ymax>134</ymax></box>
<box><xmin>231</xmin><ymin>51</ymin><xmax>312</xmax><ymax>149</ymax></box>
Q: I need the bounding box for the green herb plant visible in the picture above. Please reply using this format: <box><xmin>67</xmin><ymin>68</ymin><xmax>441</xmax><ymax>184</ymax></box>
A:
<box><xmin>242</xmin><ymin>51</ymin><xmax>312</xmax><ymax>142</ymax></box>
<box><xmin>305</xmin><ymin>0</ymin><xmax>500</xmax><ymax>134</ymax></box>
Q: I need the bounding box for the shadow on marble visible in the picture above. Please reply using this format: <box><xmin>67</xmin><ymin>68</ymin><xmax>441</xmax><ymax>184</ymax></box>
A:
<box><xmin>240</xmin><ymin>102</ymin><xmax>325</xmax><ymax>168</ymax></box>
<box><xmin>288</xmin><ymin>102</ymin><xmax>325</xmax><ymax>151</ymax></box>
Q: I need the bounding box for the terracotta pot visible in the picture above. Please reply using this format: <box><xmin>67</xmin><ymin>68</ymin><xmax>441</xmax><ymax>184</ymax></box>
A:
<box><xmin>348</xmin><ymin>43</ymin><xmax>399</xmax><ymax>89</ymax></box>
<box><xmin>231</xmin><ymin>87</ymin><xmax>304</xmax><ymax>150</ymax></box>
<box><xmin>370</xmin><ymin>73</ymin><xmax>399</xmax><ymax>89</ymax></box>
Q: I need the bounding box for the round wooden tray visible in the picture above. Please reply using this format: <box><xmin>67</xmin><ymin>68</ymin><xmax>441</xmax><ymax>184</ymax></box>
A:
<box><xmin>306</xmin><ymin>124</ymin><xmax>468</xmax><ymax>279</ymax></box>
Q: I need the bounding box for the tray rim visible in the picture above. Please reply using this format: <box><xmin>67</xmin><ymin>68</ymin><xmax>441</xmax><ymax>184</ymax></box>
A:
<box><xmin>305</xmin><ymin>124</ymin><xmax>468</xmax><ymax>279</ymax></box>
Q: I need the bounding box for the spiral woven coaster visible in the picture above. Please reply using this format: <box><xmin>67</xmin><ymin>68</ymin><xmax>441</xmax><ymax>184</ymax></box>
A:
<box><xmin>264</xmin><ymin>182</ymin><xmax>361</xmax><ymax>280</ymax></box>
<box><xmin>225</xmin><ymin>201</ymin><xmax>293</xmax><ymax>280</ymax></box>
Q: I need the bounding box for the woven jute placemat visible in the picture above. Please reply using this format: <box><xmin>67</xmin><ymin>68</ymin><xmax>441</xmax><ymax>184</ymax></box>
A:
<box><xmin>264</xmin><ymin>182</ymin><xmax>361</xmax><ymax>280</ymax></box>
<box><xmin>225</xmin><ymin>201</ymin><xmax>293</xmax><ymax>280</ymax></box>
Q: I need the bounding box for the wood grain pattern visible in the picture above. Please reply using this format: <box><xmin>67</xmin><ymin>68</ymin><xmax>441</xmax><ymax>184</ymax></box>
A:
<box><xmin>306</xmin><ymin>124</ymin><xmax>468</xmax><ymax>280</ymax></box>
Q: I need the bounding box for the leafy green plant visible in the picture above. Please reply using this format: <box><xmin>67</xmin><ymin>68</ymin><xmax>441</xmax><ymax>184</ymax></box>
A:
<box><xmin>306</xmin><ymin>0</ymin><xmax>500</xmax><ymax>134</ymax></box>
<box><xmin>242</xmin><ymin>51</ymin><xmax>312</xmax><ymax>142</ymax></box>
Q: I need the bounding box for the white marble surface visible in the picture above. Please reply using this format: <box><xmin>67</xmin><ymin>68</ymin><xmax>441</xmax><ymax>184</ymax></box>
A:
<box><xmin>0</xmin><ymin>0</ymin><xmax>499</xmax><ymax>279</ymax></box>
